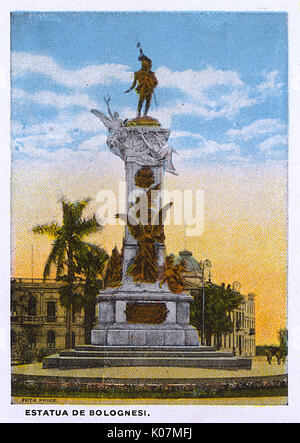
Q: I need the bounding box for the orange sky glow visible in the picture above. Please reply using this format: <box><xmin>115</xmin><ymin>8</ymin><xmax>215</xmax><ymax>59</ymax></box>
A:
<box><xmin>11</xmin><ymin>158</ymin><xmax>287</xmax><ymax>345</ymax></box>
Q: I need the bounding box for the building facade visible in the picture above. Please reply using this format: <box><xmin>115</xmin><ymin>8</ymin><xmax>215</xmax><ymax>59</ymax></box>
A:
<box><xmin>11</xmin><ymin>252</ymin><xmax>256</xmax><ymax>360</ymax></box>
<box><xmin>213</xmin><ymin>293</ymin><xmax>256</xmax><ymax>357</ymax></box>
<box><xmin>11</xmin><ymin>278</ymin><xmax>85</xmax><ymax>362</ymax></box>
<box><xmin>176</xmin><ymin>249</ymin><xmax>256</xmax><ymax>357</ymax></box>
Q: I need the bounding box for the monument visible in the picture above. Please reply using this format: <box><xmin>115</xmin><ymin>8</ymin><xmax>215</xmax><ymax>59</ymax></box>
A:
<box><xmin>43</xmin><ymin>44</ymin><xmax>251</xmax><ymax>369</ymax></box>
<box><xmin>90</xmin><ymin>43</ymin><xmax>199</xmax><ymax>347</ymax></box>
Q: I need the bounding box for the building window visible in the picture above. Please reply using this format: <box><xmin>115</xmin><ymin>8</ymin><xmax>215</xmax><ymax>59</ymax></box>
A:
<box><xmin>72</xmin><ymin>332</ymin><xmax>76</xmax><ymax>348</ymax></box>
<box><xmin>11</xmin><ymin>299</ymin><xmax>17</xmax><ymax>315</ymax></box>
<box><xmin>27</xmin><ymin>330</ymin><xmax>36</xmax><ymax>349</ymax></box>
<box><xmin>47</xmin><ymin>330</ymin><xmax>56</xmax><ymax>349</ymax></box>
<box><xmin>28</xmin><ymin>296</ymin><xmax>37</xmax><ymax>316</ymax></box>
<box><xmin>11</xmin><ymin>330</ymin><xmax>16</xmax><ymax>345</ymax></box>
<box><xmin>47</xmin><ymin>301</ymin><xmax>56</xmax><ymax>322</ymax></box>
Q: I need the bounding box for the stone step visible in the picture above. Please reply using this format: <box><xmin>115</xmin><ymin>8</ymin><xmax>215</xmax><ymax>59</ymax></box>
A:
<box><xmin>43</xmin><ymin>354</ymin><xmax>252</xmax><ymax>370</ymax></box>
<box><xmin>60</xmin><ymin>350</ymin><xmax>233</xmax><ymax>359</ymax></box>
<box><xmin>74</xmin><ymin>345</ymin><xmax>217</xmax><ymax>352</ymax></box>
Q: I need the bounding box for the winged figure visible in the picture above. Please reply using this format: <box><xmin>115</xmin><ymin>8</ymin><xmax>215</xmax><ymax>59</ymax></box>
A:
<box><xmin>91</xmin><ymin>110</ymin><xmax>124</xmax><ymax>134</ymax></box>
<box><xmin>91</xmin><ymin>96</ymin><xmax>126</xmax><ymax>160</ymax></box>
<box><xmin>90</xmin><ymin>109</ymin><xmax>117</xmax><ymax>133</ymax></box>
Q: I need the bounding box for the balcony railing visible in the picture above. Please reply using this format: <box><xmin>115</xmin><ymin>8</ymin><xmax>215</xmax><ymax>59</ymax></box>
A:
<box><xmin>11</xmin><ymin>314</ymin><xmax>82</xmax><ymax>324</ymax></box>
<box><xmin>11</xmin><ymin>315</ymin><xmax>58</xmax><ymax>324</ymax></box>
<box><xmin>249</xmin><ymin>328</ymin><xmax>256</xmax><ymax>335</ymax></box>
<box><xmin>11</xmin><ymin>315</ymin><xmax>44</xmax><ymax>324</ymax></box>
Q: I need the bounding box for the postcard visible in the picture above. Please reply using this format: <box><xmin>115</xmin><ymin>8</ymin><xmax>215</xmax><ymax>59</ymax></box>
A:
<box><xmin>1</xmin><ymin>0</ymin><xmax>300</xmax><ymax>425</ymax></box>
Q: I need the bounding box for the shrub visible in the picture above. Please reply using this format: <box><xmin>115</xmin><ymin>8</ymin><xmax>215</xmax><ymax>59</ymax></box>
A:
<box><xmin>21</xmin><ymin>349</ymin><xmax>35</xmax><ymax>365</ymax></box>
<box><xmin>36</xmin><ymin>348</ymin><xmax>55</xmax><ymax>362</ymax></box>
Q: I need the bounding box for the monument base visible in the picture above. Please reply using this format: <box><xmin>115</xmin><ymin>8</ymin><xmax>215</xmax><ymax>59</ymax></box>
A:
<box><xmin>90</xmin><ymin>284</ymin><xmax>200</xmax><ymax>347</ymax></box>
<box><xmin>43</xmin><ymin>285</ymin><xmax>251</xmax><ymax>371</ymax></box>
<box><xmin>91</xmin><ymin>323</ymin><xmax>199</xmax><ymax>347</ymax></box>
<box><xmin>42</xmin><ymin>345</ymin><xmax>252</xmax><ymax>370</ymax></box>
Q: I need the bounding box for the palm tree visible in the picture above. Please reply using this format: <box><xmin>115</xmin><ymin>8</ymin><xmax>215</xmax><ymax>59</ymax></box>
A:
<box><xmin>75</xmin><ymin>244</ymin><xmax>108</xmax><ymax>344</ymax></box>
<box><xmin>33</xmin><ymin>197</ymin><xmax>102</xmax><ymax>348</ymax></box>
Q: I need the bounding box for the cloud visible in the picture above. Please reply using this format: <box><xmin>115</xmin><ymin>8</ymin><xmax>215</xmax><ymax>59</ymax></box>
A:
<box><xmin>256</xmin><ymin>70</ymin><xmax>283</xmax><ymax>98</ymax></box>
<box><xmin>170</xmin><ymin>130</ymin><xmax>205</xmax><ymax>140</ymax></box>
<box><xmin>11</xmin><ymin>132</ymin><xmax>122</xmax><ymax>173</ymax></box>
<box><xmin>226</xmin><ymin>119</ymin><xmax>286</xmax><ymax>141</ymax></box>
<box><xmin>79</xmin><ymin>135</ymin><xmax>107</xmax><ymax>151</ymax></box>
<box><xmin>259</xmin><ymin>134</ymin><xmax>287</xmax><ymax>154</ymax></box>
<box><xmin>11</xmin><ymin>111</ymin><xmax>106</xmax><ymax>136</ymax></box>
<box><xmin>11</xmin><ymin>105</ymin><xmax>110</xmax><ymax>166</ymax></box>
<box><xmin>11</xmin><ymin>52</ymin><xmax>284</xmax><ymax>131</ymax></box>
<box><xmin>19</xmin><ymin>110</ymin><xmax>106</xmax><ymax>136</ymax></box>
<box><xmin>12</xmin><ymin>87</ymin><xmax>98</xmax><ymax>110</ymax></box>
<box><xmin>11</xmin><ymin>111</ymin><xmax>106</xmax><ymax>158</ymax></box>
<box><xmin>13</xmin><ymin>130</ymin><xmax>74</xmax><ymax>154</ymax></box>
<box><xmin>152</xmin><ymin>102</ymin><xmax>236</xmax><ymax>127</ymax></box>
<box><xmin>13</xmin><ymin>143</ymin><xmax>125</xmax><ymax>180</ymax></box>
<box><xmin>156</xmin><ymin>65</ymin><xmax>243</xmax><ymax>98</ymax></box>
<box><xmin>11</xmin><ymin>52</ymin><xmax>131</xmax><ymax>88</ymax></box>
<box><xmin>218</xmin><ymin>89</ymin><xmax>256</xmax><ymax>116</ymax></box>
<box><xmin>10</xmin><ymin>52</ymin><xmax>287</xmax><ymax>169</ymax></box>
<box><xmin>179</xmin><ymin>139</ymin><xmax>240</xmax><ymax>160</ymax></box>
<box><xmin>11</xmin><ymin>108</ymin><xmax>108</xmax><ymax>160</ymax></box>
<box><xmin>155</xmin><ymin>66</ymin><xmax>256</xmax><ymax>121</ymax></box>
<box><xmin>11</xmin><ymin>120</ymin><xmax>24</xmax><ymax>135</ymax></box>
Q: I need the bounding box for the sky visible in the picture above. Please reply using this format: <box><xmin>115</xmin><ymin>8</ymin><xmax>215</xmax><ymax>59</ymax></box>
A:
<box><xmin>10</xmin><ymin>12</ymin><xmax>288</xmax><ymax>344</ymax></box>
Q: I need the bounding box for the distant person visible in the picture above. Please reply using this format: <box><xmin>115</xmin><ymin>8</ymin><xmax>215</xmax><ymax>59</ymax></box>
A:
<box><xmin>276</xmin><ymin>350</ymin><xmax>282</xmax><ymax>365</ymax></box>
<box><xmin>266</xmin><ymin>349</ymin><xmax>273</xmax><ymax>364</ymax></box>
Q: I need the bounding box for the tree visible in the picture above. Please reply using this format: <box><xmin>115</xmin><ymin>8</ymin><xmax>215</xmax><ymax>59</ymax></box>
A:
<box><xmin>33</xmin><ymin>197</ymin><xmax>102</xmax><ymax>348</ymax></box>
<box><xmin>190</xmin><ymin>283</ymin><xmax>244</xmax><ymax>348</ymax></box>
<box><xmin>278</xmin><ymin>328</ymin><xmax>288</xmax><ymax>360</ymax></box>
<box><xmin>75</xmin><ymin>244</ymin><xmax>108</xmax><ymax>344</ymax></box>
<box><xmin>13</xmin><ymin>331</ymin><xmax>35</xmax><ymax>364</ymax></box>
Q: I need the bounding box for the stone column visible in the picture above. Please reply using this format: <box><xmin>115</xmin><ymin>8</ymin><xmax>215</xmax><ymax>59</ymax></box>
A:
<box><xmin>121</xmin><ymin>127</ymin><xmax>169</xmax><ymax>286</ymax></box>
<box><xmin>91</xmin><ymin>124</ymin><xmax>200</xmax><ymax>347</ymax></box>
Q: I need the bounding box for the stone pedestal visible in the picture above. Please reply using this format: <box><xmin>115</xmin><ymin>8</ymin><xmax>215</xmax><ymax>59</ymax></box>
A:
<box><xmin>91</xmin><ymin>286</ymin><xmax>200</xmax><ymax>347</ymax></box>
<box><xmin>91</xmin><ymin>124</ymin><xmax>200</xmax><ymax>347</ymax></box>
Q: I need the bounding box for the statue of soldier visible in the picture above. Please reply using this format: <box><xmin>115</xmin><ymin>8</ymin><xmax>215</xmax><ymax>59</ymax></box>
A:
<box><xmin>125</xmin><ymin>43</ymin><xmax>158</xmax><ymax>117</ymax></box>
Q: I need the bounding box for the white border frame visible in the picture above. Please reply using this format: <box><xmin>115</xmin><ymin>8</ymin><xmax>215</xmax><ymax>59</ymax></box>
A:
<box><xmin>1</xmin><ymin>0</ymin><xmax>299</xmax><ymax>423</ymax></box>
